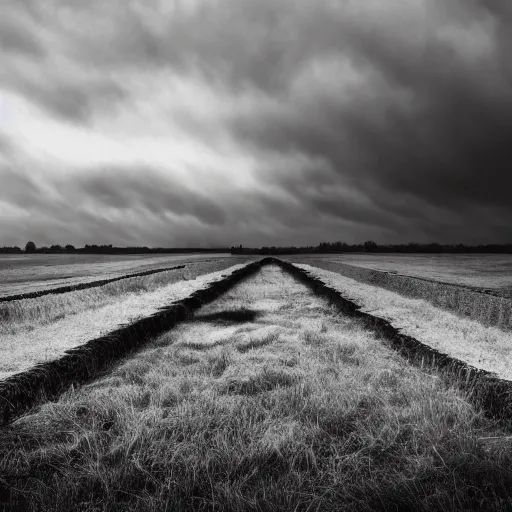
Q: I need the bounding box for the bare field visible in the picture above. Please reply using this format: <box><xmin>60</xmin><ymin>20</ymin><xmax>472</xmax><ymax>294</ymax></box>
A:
<box><xmin>0</xmin><ymin>253</ymin><xmax>235</xmax><ymax>298</ymax></box>
<box><xmin>0</xmin><ymin>260</ymin><xmax>249</xmax><ymax>380</ymax></box>
<box><xmin>292</xmin><ymin>253</ymin><xmax>512</xmax><ymax>295</ymax></box>
<box><xmin>2</xmin><ymin>265</ymin><xmax>512</xmax><ymax>511</ymax></box>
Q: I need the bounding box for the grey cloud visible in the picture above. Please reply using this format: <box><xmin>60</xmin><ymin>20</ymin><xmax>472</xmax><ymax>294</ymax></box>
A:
<box><xmin>2</xmin><ymin>164</ymin><xmax>229</xmax><ymax>229</ymax></box>
<box><xmin>0</xmin><ymin>2</ymin><xmax>128</xmax><ymax>123</ymax></box>
<box><xmin>0</xmin><ymin>18</ymin><xmax>45</xmax><ymax>58</ymax></box>
<box><xmin>2</xmin><ymin>72</ymin><xmax>128</xmax><ymax>123</ymax></box>
<box><xmin>34</xmin><ymin>81</ymin><xmax>127</xmax><ymax>122</ymax></box>
<box><xmin>218</xmin><ymin>0</ymin><xmax>512</xmax><ymax>242</ymax></box>
<box><xmin>70</xmin><ymin>168</ymin><xmax>228</xmax><ymax>227</ymax></box>
<box><xmin>0</xmin><ymin>158</ymin><xmax>347</xmax><ymax>247</ymax></box>
<box><xmin>2</xmin><ymin>0</ymin><xmax>512</xmax><ymax>246</ymax></box>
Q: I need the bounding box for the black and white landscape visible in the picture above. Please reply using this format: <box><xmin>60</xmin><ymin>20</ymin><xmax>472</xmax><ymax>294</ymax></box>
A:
<box><xmin>1</xmin><ymin>2</ymin><xmax>512</xmax><ymax>511</ymax></box>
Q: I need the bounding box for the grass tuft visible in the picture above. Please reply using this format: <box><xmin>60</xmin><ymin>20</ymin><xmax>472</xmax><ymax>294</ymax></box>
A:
<box><xmin>221</xmin><ymin>367</ymin><xmax>299</xmax><ymax>396</ymax></box>
<box><xmin>236</xmin><ymin>331</ymin><xmax>280</xmax><ymax>353</ymax></box>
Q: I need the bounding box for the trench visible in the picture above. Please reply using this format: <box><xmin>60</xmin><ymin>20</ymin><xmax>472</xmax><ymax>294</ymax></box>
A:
<box><xmin>275</xmin><ymin>259</ymin><xmax>512</xmax><ymax>419</ymax></box>
<box><xmin>3</xmin><ymin>263</ymin><xmax>512</xmax><ymax>510</ymax></box>
<box><xmin>0</xmin><ymin>260</ymin><xmax>263</xmax><ymax>425</ymax></box>
<box><xmin>0</xmin><ymin>265</ymin><xmax>187</xmax><ymax>303</ymax></box>
<box><xmin>2</xmin><ymin>257</ymin><xmax>512</xmax><ymax>428</ymax></box>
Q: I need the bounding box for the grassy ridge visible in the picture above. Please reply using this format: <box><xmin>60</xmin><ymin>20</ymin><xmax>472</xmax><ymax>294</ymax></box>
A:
<box><xmin>0</xmin><ymin>265</ymin><xmax>186</xmax><ymax>303</ymax></box>
<box><xmin>2</xmin><ymin>265</ymin><xmax>512</xmax><ymax>510</ymax></box>
<box><xmin>0</xmin><ymin>260</ymin><xmax>263</xmax><ymax>425</ymax></box>
<box><xmin>278</xmin><ymin>259</ymin><xmax>512</xmax><ymax>419</ymax></box>
<box><xmin>289</xmin><ymin>258</ymin><xmax>512</xmax><ymax>331</ymax></box>
<box><xmin>0</xmin><ymin>260</ymin><xmax>244</xmax><ymax>337</ymax></box>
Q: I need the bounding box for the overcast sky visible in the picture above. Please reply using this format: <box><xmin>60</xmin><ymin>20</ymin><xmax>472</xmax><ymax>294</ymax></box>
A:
<box><xmin>1</xmin><ymin>0</ymin><xmax>511</xmax><ymax>248</ymax></box>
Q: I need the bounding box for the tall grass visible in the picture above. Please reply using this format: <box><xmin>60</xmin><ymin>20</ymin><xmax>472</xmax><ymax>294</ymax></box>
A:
<box><xmin>2</xmin><ymin>265</ymin><xmax>512</xmax><ymax>510</ymax></box>
<box><xmin>290</xmin><ymin>258</ymin><xmax>512</xmax><ymax>331</ymax></box>
<box><xmin>292</xmin><ymin>263</ymin><xmax>512</xmax><ymax>382</ymax></box>
<box><xmin>0</xmin><ymin>259</ymin><xmax>242</xmax><ymax>337</ymax></box>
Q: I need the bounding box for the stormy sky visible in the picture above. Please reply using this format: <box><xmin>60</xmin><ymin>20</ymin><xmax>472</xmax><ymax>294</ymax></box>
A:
<box><xmin>1</xmin><ymin>0</ymin><xmax>511</xmax><ymax>248</ymax></box>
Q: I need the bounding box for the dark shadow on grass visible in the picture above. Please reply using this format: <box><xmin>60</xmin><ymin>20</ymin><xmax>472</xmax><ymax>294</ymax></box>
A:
<box><xmin>194</xmin><ymin>309</ymin><xmax>260</xmax><ymax>324</ymax></box>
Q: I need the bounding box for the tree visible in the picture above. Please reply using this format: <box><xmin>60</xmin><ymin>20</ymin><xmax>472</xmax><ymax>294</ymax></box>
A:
<box><xmin>25</xmin><ymin>241</ymin><xmax>36</xmax><ymax>253</ymax></box>
<box><xmin>65</xmin><ymin>244</ymin><xmax>76</xmax><ymax>252</ymax></box>
<box><xmin>364</xmin><ymin>240</ymin><xmax>378</xmax><ymax>252</ymax></box>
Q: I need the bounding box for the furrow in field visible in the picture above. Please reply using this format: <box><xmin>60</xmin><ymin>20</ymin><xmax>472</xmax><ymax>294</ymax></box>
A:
<box><xmin>289</xmin><ymin>254</ymin><xmax>512</xmax><ymax>292</ymax></box>
<box><xmin>3</xmin><ymin>264</ymin><xmax>512</xmax><ymax>510</ymax></box>
<box><xmin>0</xmin><ymin>254</ymin><xmax>234</xmax><ymax>298</ymax></box>
<box><xmin>275</xmin><ymin>260</ymin><xmax>512</xmax><ymax>419</ymax></box>
<box><xmin>0</xmin><ymin>262</ymin><xmax>249</xmax><ymax>382</ymax></box>
<box><xmin>0</xmin><ymin>259</ymin><xmax>246</xmax><ymax>338</ymax></box>
<box><xmin>287</xmin><ymin>257</ymin><xmax>512</xmax><ymax>330</ymax></box>
<box><xmin>0</xmin><ymin>264</ymin><xmax>187</xmax><ymax>303</ymax></box>
<box><xmin>0</xmin><ymin>260</ymin><xmax>264</xmax><ymax>424</ymax></box>
<box><xmin>290</xmin><ymin>263</ymin><xmax>512</xmax><ymax>381</ymax></box>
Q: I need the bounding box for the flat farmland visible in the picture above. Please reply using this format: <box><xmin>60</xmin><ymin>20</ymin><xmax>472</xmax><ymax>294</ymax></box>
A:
<box><xmin>3</xmin><ymin>264</ymin><xmax>512</xmax><ymax>511</ymax></box>
<box><xmin>287</xmin><ymin>254</ymin><xmax>512</xmax><ymax>331</ymax></box>
<box><xmin>0</xmin><ymin>253</ymin><xmax>234</xmax><ymax>298</ymax></box>
<box><xmin>0</xmin><ymin>256</ymin><xmax>252</xmax><ymax>379</ymax></box>
<box><xmin>293</xmin><ymin>253</ymin><xmax>512</xmax><ymax>295</ymax></box>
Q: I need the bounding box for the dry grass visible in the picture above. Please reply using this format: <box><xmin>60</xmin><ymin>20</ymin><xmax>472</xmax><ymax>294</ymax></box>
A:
<box><xmin>295</xmin><ymin>263</ymin><xmax>512</xmax><ymax>381</ymax></box>
<box><xmin>290</xmin><ymin>257</ymin><xmax>512</xmax><ymax>330</ymax></box>
<box><xmin>2</xmin><ymin>265</ymin><xmax>512</xmax><ymax>511</ymax></box>
<box><xmin>0</xmin><ymin>260</ymin><xmax>243</xmax><ymax>336</ymax></box>
<box><xmin>293</xmin><ymin>254</ymin><xmax>512</xmax><ymax>291</ymax></box>
<box><xmin>0</xmin><ymin>262</ymin><xmax>247</xmax><ymax>380</ymax></box>
<box><xmin>0</xmin><ymin>254</ymin><xmax>237</xmax><ymax>298</ymax></box>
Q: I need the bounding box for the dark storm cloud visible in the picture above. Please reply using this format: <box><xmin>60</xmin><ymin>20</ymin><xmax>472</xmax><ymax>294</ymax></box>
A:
<box><xmin>2</xmin><ymin>0</ymin><xmax>512</xmax><ymax>246</ymax></box>
<box><xmin>0</xmin><ymin>1</ymin><xmax>128</xmax><ymax>123</ymax></box>
<box><xmin>69</xmin><ymin>168</ymin><xmax>228</xmax><ymax>226</ymax></box>
<box><xmin>34</xmin><ymin>82</ymin><xmax>127</xmax><ymax>123</ymax></box>
<box><xmin>217</xmin><ymin>0</ymin><xmax>512</xmax><ymax>242</ymax></box>
<box><xmin>0</xmin><ymin>17</ymin><xmax>45</xmax><ymax>58</ymax></box>
<box><xmin>1</xmin><ymin>164</ymin><xmax>227</xmax><ymax>228</ymax></box>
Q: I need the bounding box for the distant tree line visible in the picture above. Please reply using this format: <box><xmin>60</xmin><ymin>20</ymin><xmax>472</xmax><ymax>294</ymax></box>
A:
<box><xmin>2</xmin><ymin>241</ymin><xmax>511</xmax><ymax>256</ymax></box>
<box><xmin>0</xmin><ymin>242</ymin><xmax>231</xmax><ymax>255</ymax></box>
<box><xmin>20</xmin><ymin>241</ymin><xmax>76</xmax><ymax>254</ymax></box>
<box><xmin>231</xmin><ymin>241</ymin><xmax>512</xmax><ymax>255</ymax></box>
<box><xmin>0</xmin><ymin>246</ymin><xmax>23</xmax><ymax>254</ymax></box>
<box><xmin>78</xmin><ymin>245</ymin><xmax>229</xmax><ymax>254</ymax></box>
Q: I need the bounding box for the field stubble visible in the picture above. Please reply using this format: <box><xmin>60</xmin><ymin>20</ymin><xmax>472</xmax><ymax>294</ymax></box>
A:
<box><xmin>2</xmin><ymin>265</ymin><xmax>512</xmax><ymax>510</ymax></box>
